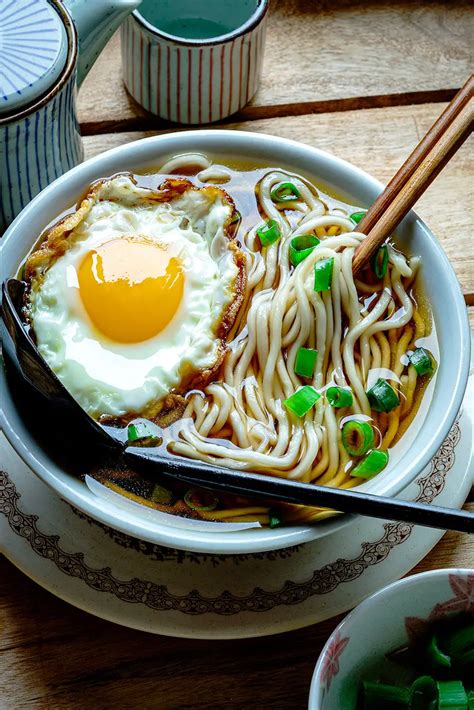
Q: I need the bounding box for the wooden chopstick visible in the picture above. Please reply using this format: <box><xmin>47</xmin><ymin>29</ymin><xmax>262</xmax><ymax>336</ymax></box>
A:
<box><xmin>352</xmin><ymin>75</ymin><xmax>474</xmax><ymax>273</ymax></box>
<box><xmin>354</xmin><ymin>75</ymin><xmax>473</xmax><ymax>238</ymax></box>
<box><xmin>126</xmin><ymin>449</ymin><xmax>474</xmax><ymax>534</ymax></box>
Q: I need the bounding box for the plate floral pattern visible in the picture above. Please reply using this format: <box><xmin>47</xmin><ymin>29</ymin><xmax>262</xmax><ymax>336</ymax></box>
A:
<box><xmin>0</xmin><ymin>423</ymin><xmax>461</xmax><ymax>616</ymax></box>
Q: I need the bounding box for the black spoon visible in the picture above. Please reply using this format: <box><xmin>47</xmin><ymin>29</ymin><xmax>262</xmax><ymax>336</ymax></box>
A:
<box><xmin>1</xmin><ymin>277</ymin><xmax>472</xmax><ymax>534</ymax></box>
<box><xmin>1</xmin><ymin>278</ymin><xmax>123</xmax><ymax>454</ymax></box>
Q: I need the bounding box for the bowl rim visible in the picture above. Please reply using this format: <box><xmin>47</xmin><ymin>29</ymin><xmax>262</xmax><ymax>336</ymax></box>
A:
<box><xmin>0</xmin><ymin>129</ymin><xmax>470</xmax><ymax>554</ymax></box>
<box><xmin>308</xmin><ymin>567</ymin><xmax>474</xmax><ymax>708</ymax></box>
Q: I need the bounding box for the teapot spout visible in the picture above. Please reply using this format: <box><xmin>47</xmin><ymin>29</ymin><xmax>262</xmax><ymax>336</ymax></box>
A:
<box><xmin>64</xmin><ymin>0</ymin><xmax>142</xmax><ymax>87</ymax></box>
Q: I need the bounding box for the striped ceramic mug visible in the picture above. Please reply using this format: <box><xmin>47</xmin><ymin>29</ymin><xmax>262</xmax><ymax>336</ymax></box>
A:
<box><xmin>122</xmin><ymin>0</ymin><xmax>269</xmax><ymax>125</ymax></box>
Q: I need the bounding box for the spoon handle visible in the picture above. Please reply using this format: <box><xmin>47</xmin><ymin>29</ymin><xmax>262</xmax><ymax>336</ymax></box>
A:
<box><xmin>126</xmin><ymin>451</ymin><xmax>474</xmax><ymax>534</ymax></box>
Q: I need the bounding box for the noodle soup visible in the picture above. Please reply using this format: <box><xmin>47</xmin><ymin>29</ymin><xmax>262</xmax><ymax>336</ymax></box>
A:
<box><xmin>21</xmin><ymin>153</ymin><xmax>438</xmax><ymax>528</ymax></box>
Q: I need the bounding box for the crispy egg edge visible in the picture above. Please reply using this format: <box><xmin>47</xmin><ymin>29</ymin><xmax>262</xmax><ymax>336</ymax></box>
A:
<box><xmin>22</xmin><ymin>174</ymin><xmax>247</xmax><ymax>427</ymax></box>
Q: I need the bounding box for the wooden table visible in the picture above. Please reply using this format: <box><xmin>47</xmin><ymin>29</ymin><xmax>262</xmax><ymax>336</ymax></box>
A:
<box><xmin>1</xmin><ymin>2</ymin><xmax>473</xmax><ymax>707</ymax></box>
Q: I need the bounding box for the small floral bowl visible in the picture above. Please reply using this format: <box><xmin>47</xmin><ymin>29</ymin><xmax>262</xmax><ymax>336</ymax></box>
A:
<box><xmin>309</xmin><ymin>569</ymin><xmax>474</xmax><ymax>709</ymax></box>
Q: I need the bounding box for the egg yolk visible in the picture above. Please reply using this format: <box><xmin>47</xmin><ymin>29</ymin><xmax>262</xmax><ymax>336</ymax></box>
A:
<box><xmin>78</xmin><ymin>237</ymin><xmax>184</xmax><ymax>343</ymax></box>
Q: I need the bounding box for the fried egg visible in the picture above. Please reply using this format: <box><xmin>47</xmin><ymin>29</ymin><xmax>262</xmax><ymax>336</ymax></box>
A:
<box><xmin>25</xmin><ymin>175</ymin><xmax>245</xmax><ymax>419</ymax></box>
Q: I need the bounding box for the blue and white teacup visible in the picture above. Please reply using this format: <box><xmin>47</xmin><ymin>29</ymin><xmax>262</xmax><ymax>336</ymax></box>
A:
<box><xmin>122</xmin><ymin>0</ymin><xmax>269</xmax><ymax>125</ymax></box>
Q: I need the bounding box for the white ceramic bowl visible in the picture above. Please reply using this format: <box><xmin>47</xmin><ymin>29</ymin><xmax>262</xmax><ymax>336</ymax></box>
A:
<box><xmin>0</xmin><ymin>130</ymin><xmax>470</xmax><ymax>553</ymax></box>
<box><xmin>309</xmin><ymin>568</ymin><xmax>474</xmax><ymax>709</ymax></box>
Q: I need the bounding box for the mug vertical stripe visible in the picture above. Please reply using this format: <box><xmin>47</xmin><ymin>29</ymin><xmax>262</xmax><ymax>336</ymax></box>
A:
<box><xmin>122</xmin><ymin>7</ymin><xmax>268</xmax><ymax>125</ymax></box>
<box><xmin>0</xmin><ymin>73</ymin><xmax>83</xmax><ymax>233</ymax></box>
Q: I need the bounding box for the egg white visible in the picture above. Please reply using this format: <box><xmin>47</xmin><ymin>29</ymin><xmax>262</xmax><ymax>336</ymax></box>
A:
<box><xmin>27</xmin><ymin>176</ymin><xmax>240</xmax><ymax>418</ymax></box>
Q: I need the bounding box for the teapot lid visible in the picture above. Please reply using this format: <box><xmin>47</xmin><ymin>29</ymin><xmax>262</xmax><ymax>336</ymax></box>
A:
<box><xmin>0</xmin><ymin>0</ymin><xmax>68</xmax><ymax>117</ymax></box>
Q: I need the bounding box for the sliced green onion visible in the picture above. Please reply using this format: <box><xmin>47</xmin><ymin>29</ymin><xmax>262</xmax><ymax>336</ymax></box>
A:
<box><xmin>127</xmin><ymin>421</ymin><xmax>159</xmax><ymax>443</ymax></box>
<box><xmin>256</xmin><ymin>219</ymin><xmax>281</xmax><ymax>247</ymax></box>
<box><xmin>314</xmin><ymin>257</ymin><xmax>334</xmax><ymax>292</ymax></box>
<box><xmin>269</xmin><ymin>509</ymin><xmax>282</xmax><ymax>528</ymax></box>
<box><xmin>229</xmin><ymin>210</ymin><xmax>241</xmax><ymax>226</ymax></box>
<box><xmin>426</xmin><ymin>633</ymin><xmax>452</xmax><ymax>669</ymax></box>
<box><xmin>327</xmin><ymin>386</ymin><xmax>353</xmax><ymax>408</ymax></box>
<box><xmin>289</xmin><ymin>234</ymin><xmax>320</xmax><ymax>267</ymax></box>
<box><xmin>341</xmin><ymin>420</ymin><xmax>375</xmax><ymax>456</ymax></box>
<box><xmin>437</xmin><ymin>680</ymin><xmax>468</xmax><ymax>709</ymax></box>
<box><xmin>410</xmin><ymin>676</ymin><xmax>437</xmax><ymax>710</ymax></box>
<box><xmin>270</xmin><ymin>182</ymin><xmax>301</xmax><ymax>203</ymax></box>
<box><xmin>467</xmin><ymin>690</ymin><xmax>474</xmax><ymax>710</ymax></box>
<box><xmin>409</xmin><ymin>347</ymin><xmax>435</xmax><ymax>377</ymax></box>
<box><xmin>350</xmin><ymin>210</ymin><xmax>366</xmax><ymax>224</ymax></box>
<box><xmin>351</xmin><ymin>449</ymin><xmax>389</xmax><ymax>478</ymax></box>
<box><xmin>371</xmin><ymin>244</ymin><xmax>389</xmax><ymax>279</ymax></box>
<box><xmin>184</xmin><ymin>488</ymin><xmax>218</xmax><ymax>512</ymax></box>
<box><xmin>366</xmin><ymin>378</ymin><xmax>400</xmax><ymax>412</ymax></box>
<box><xmin>361</xmin><ymin>681</ymin><xmax>410</xmax><ymax>709</ymax></box>
<box><xmin>283</xmin><ymin>385</ymin><xmax>320</xmax><ymax>417</ymax></box>
<box><xmin>294</xmin><ymin>347</ymin><xmax>318</xmax><ymax>378</ymax></box>
<box><xmin>150</xmin><ymin>484</ymin><xmax>173</xmax><ymax>505</ymax></box>
<box><xmin>444</xmin><ymin>623</ymin><xmax>474</xmax><ymax>658</ymax></box>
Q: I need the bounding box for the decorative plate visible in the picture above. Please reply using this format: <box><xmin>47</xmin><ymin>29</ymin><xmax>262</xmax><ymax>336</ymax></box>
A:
<box><xmin>0</xmin><ymin>365</ymin><xmax>471</xmax><ymax>638</ymax></box>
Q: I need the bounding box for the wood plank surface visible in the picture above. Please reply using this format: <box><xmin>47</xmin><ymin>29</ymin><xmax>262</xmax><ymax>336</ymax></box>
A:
<box><xmin>0</xmin><ymin>507</ymin><xmax>472</xmax><ymax>709</ymax></box>
<box><xmin>3</xmin><ymin>2</ymin><xmax>473</xmax><ymax>707</ymax></box>
<box><xmin>82</xmin><ymin>103</ymin><xmax>474</xmax><ymax>300</ymax></box>
<box><xmin>78</xmin><ymin>1</ymin><xmax>473</xmax><ymax>132</ymax></box>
